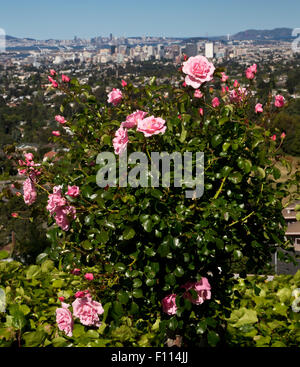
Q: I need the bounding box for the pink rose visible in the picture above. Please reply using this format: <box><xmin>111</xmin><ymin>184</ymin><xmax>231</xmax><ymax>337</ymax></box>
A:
<box><xmin>24</xmin><ymin>153</ymin><xmax>34</xmax><ymax>161</ymax></box>
<box><xmin>199</xmin><ymin>108</ymin><xmax>204</xmax><ymax>116</ymax></box>
<box><xmin>52</xmin><ymin>131</ymin><xmax>61</xmax><ymax>136</ymax></box>
<box><xmin>121</xmin><ymin>79</ymin><xmax>127</xmax><ymax>87</ymax></box>
<box><xmin>182</xmin><ymin>277</ymin><xmax>211</xmax><ymax>305</ymax></box>
<box><xmin>274</xmin><ymin>95</ymin><xmax>285</xmax><ymax>108</ymax></box>
<box><xmin>245</xmin><ymin>68</ymin><xmax>255</xmax><ymax>80</ymax></box>
<box><xmin>56</xmin><ymin>303</ymin><xmax>73</xmax><ymax>337</ymax></box>
<box><xmin>55</xmin><ymin>115</ymin><xmax>66</xmax><ymax>124</ymax></box>
<box><xmin>58</xmin><ymin>297</ymin><xmax>65</xmax><ymax>302</ymax></box>
<box><xmin>75</xmin><ymin>291</ymin><xmax>87</xmax><ymax>298</ymax></box>
<box><xmin>54</xmin><ymin>205</ymin><xmax>76</xmax><ymax>231</ymax></box>
<box><xmin>281</xmin><ymin>132</ymin><xmax>286</xmax><ymax>139</ymax></box>
<box><xmin>271</xmin><ymin>134</ymin><xmax>277</xmax><ymax>141</ymax></box>
<box><xmin>212</xmin><ymin>97</ymin><xmax>220</xmax><ymax>108</ymax></box>
<box><xmin>18</xmin><ymin>169</ymin><xmax>27</xmax><ymax>176</ymax></box>
<box><xmin>72</xmin><ymin>294</ymin><xmax>104</xmax><ymax>327</ymax></box>
<box><xmin>48</xmin><ymin>76</ymin><xmax>58</xmax><ymax>88</ymax></box>
<box><xmin>121</xmin><ymin>110</ymin><xmax>148</xmax><ymax>129</ymax></box>
<box><xmin>137</xmin><ymin>116</ymin><xmax>166</xmax><ymax>137</ymax></box>
<box><xmin>11</xmin><ymin>212</ymin><xmax>19</xmax><ymax>218</ymax></box>
<box><xmin>66</xmin><ymin>185</ymin><xmax>80</xmax><ymax>198</ymax></box>
<box><xmin>162</xmin><ymin>294</ymin><xmax>177</xmax><ymax>315</ymax></box>
<box><xmin>62</xmin><ymin>74</ymin><xmax>70</xmax><ymax>83</ymax></box>
<box><xmin>194</xmin><ymin>90</ymin><xmax>203</xmax><ymax>98</ymax></box>
<box><xmin>255</xmin><ymin>103</ymin><xmax>263</xmax><ymax>113</ymax></box>
<box><xmin>250</xmin><ymin>64</ymin><xmax>257</xmax><ymax>73</ymax></box>
<box><xmin>71</xmin><ymin>268</ymin><xmax>81</xmax><ymax>275</ymax></box>
<box><xmin>50</xmin><ymin>69</ymin><xmax>56</xmax><ymax>76</ymax></box>
<box><xmin>221</xmin><ymin>72</ymin><xmax>229</xmax><ymax>82</ymax></box>
<box><xmin>230</xmin><ymin>87</ymin><xmax>247</xmax><ymax>103</ymax></box>
<box><xmin>113</xmin><ymin>126</ymin><xmax>129</xmax><ymax>155</ymax></box>
<box><xmin>84</xmin><ymin>273</ymin><xmax>94</xmax><ymax>281</ymax></box>
<box><xmin>233</xmin><ymin>80</ymin><xmax>239</xmax><ymax>88</ymax></box>
<box><xmin>182</xmin><ymin>55</ymin><xmax>215</xmax><ymax>89</ymax></box>
<box><xmin>107</xmin><ymin>88</ymin><xmax>123</xmax><ymax>106</ymax></box>
<box><xmin>23</xmin><ymin>178</ymin><xmax>37</xmax><ymax>205</ymax></box>
<box><xmin>46</xmin><ymin>186</ymin><xmax>66</xmax><ymax>215</ymax></box>
<box><xmin>182</xmin><ymin>81</ymin><xmax>187</xmax><ymax>87</ymax></box>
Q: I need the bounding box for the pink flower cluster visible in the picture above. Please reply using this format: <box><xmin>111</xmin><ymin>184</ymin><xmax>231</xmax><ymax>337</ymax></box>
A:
<box><xmin>48</xmin><ymin>70</ymin><xmax>70</xmax><ymax>88</ymax></box>
<box><xmin>23</xmin><ymin>178</ymin><xmax>37</xmax><ymax>206</ymax></box>
<box><xmin>18</xmin><ymin>153</ymin><xmax>41</xmax><ymax>206</ymax></box>
<box><xmin>221</xmin><ymin>72</ymin><xmax>229</xmax><ymax>82</ymax></box>
<box><xmin>245</xmin><ymin>64</ymin><xmax>257</xmax><ymax>80</ymax></box>
<box><xmin>46</xmin><ymin>186</ymin><xmax>77</xmax><ymax>231</ymax></box>
<box><xmin>56</xmin><ymin>290</ymin><xmax>104</xmax><ymax>337</ymax></box>
<box><xmin>229</xmin><ymin>87</ymin><xmax>248</xmax><ymax>104</ymax></box>
<box><xmin>162</xmin><ymin>277</ymin><xmax>211</xmax><ymax>315</ymax></box>
<box><xmin>113</xmin><ymin>110</ymin><xmax>166</xmax><ymax>155</ymax></box>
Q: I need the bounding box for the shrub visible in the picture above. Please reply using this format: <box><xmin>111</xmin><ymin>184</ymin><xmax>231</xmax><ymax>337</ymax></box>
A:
<box><xmin>8</xmin><ymin>58</ymin><xmax>299</xmax><ymax>346</ymax></box>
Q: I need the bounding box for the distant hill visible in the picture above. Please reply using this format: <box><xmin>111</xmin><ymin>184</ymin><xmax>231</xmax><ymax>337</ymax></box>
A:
<box><xmin>5</xmin><ymin>28</ymin><xmax>295</xmax><ymax>44</ymax></box>
<box><xmin>232</xmin><ymin>28</ymin><xmax>293</xmax><ymax>41</ymax></box>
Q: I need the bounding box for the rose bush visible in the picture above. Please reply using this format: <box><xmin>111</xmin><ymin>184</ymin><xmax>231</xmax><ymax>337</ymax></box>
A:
<box><xmin>1</xmin><ymin>260</ymin><xmax>300</xmax><ymax>347</ymax></box>
<box><xmin>7</xmin><ymin>56</ymin><xmax>299</xmax><ymax>346</ymax></box>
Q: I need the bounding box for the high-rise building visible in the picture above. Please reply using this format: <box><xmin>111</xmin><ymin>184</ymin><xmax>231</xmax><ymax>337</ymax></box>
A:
<box><xmin>185</xmin><ymin>43</ymin><xmax>197</xmax><ymax>57</ymax></box>
<box><xmin>205</xmin><ymin>43</ymin><xmax>214</xmax><ymax>59</ymax></box>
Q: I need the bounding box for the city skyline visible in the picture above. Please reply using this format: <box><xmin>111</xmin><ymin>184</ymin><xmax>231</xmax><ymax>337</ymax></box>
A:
<box><xmin>0</xmin><ymin>0</ymin><xmax>299</xmax><ymax>40</ymax></box>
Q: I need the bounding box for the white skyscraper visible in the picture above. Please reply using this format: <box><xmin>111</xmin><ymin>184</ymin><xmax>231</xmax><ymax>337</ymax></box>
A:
<box><xmin>205</xmin><ymin>43</ymin><xmax>214</xmax><ymax>59</ymax></box>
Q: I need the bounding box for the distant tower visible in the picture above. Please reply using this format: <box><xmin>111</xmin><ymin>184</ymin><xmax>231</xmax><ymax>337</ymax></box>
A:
<box><xmin>205</xmin><ymin>42</ymin><xmax>214</xmax><ymax>58</ymax></box>
<box><xmin>109</xmin><ymin>33</ymin><xmax>113</xmax><ymax>41</ymax></box>
<box><xmin>227</xmin><ymin>34</ymin><xmax>230</xmax><ymax>41</ymax></box>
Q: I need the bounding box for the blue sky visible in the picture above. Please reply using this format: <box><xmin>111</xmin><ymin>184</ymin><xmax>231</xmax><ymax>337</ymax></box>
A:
<box><xmin>0</xmin><ymin>0</ymin><xmax>299</xmax><ymax>39</ymax></box>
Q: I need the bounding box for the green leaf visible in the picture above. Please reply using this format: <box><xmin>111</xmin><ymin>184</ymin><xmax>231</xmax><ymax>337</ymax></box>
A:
<box><xmin>133</xmin><ymin>278</ymin><xmax>142</xmax><ymax>288</ymax></box>
<box><xmin>228</xmin><ymin>172</ymin><xmax>243</xmax><ymax>184</ymax></box>
<box><xmin>211</xmin><ymin>134</ymin><xmax>223</xmax><ymax>148</ymax></box>
<box><xmin>179</xmin><ymin>125</ymin><xmax>187</xmax><ymax>143</ymax></box>
<box><xmin>219</xmin><ymin>116</ymin><xmax>229</xmax><ymax>126</ymax></box>
<box><xmin>196</xmin><ymin>320</ymin><xmax>207</xmax><ymax>335</ymax></box>
<box><xmin>207</xmin><ymin>331</ymin><xmax>220</xmax><ymax>347</ymax></box>
<box><xmin>26</xmin><ymin>265</ymin><xmax>41</xmax><ymax>279</ymax></box>
<box><xmin>227</xmin><ymin>307</ymin><xmax>258</xmax><ymax>328</ymax></box>
<box><xmin>86</xmin><ymin>330</ymin><xmax>99</xmax><ymax>339</ymax></box>
<box><xmin>118</xmin><ymin>291</ymin><xmax>129</xmax><ymax>304</ymax></box>
<box><xmin>123</xmin><ymin>227</ymin><xmax>136</xmax><ymax>240</ymax></box>
<box><xmin>19</xmin><ymin>304</ymin><xmax>30</xmax><ymax>316</ymax></box>
<box><xmin>0</xmin><ymin>250</ymin><xmax>9</xmax><ymax>260</ymax></box>
<box><xmin>132</xmin><ymin>289</ymin><xmax>143</xmax><ymax>298</ymax></box>
<box><xmin>23</xmin><ymin>330</ymin><xmax>46</xmax><ymax>347</ymax></box>
<box><xmin>141</xmin><ymin>219</ymin><xmax>153</xmax><ymax>233</ymax></box>
<box><xmin>51</xmin><ymin>337</ymin><xmax>71</xmax><ymax>347</ymax></box>
<box><xmin>52</xmin><ymin>279</ymin><xmax>64</xmax><ymax>288</ymax></box>
<box><xmin>41</xmin><ymin>260</ymin><xmax>54</xmax><ymax>273</ymax></box>
<box><xmin>72</xmin><ymin>324</ymin><xmax>85</xmax><ymax>338</ymax></box>
<box><xmin>115</xmin><ymin>263</ymin><xmax>126</xmax><ymax>272</ymax></box>
<box><xmin>102</xmin><ymin>302</ymin><xmax>111</xmax><ymax>324</ymax></box>
<box><xmin>168</xmin><ymin>318</ymin><xmax>178</xmax><ymax>331</ymax></box>
<box><xmin>36</xmin><ymin>253</ymin><xmax>48</xmax><ymax>264</ymax></box>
